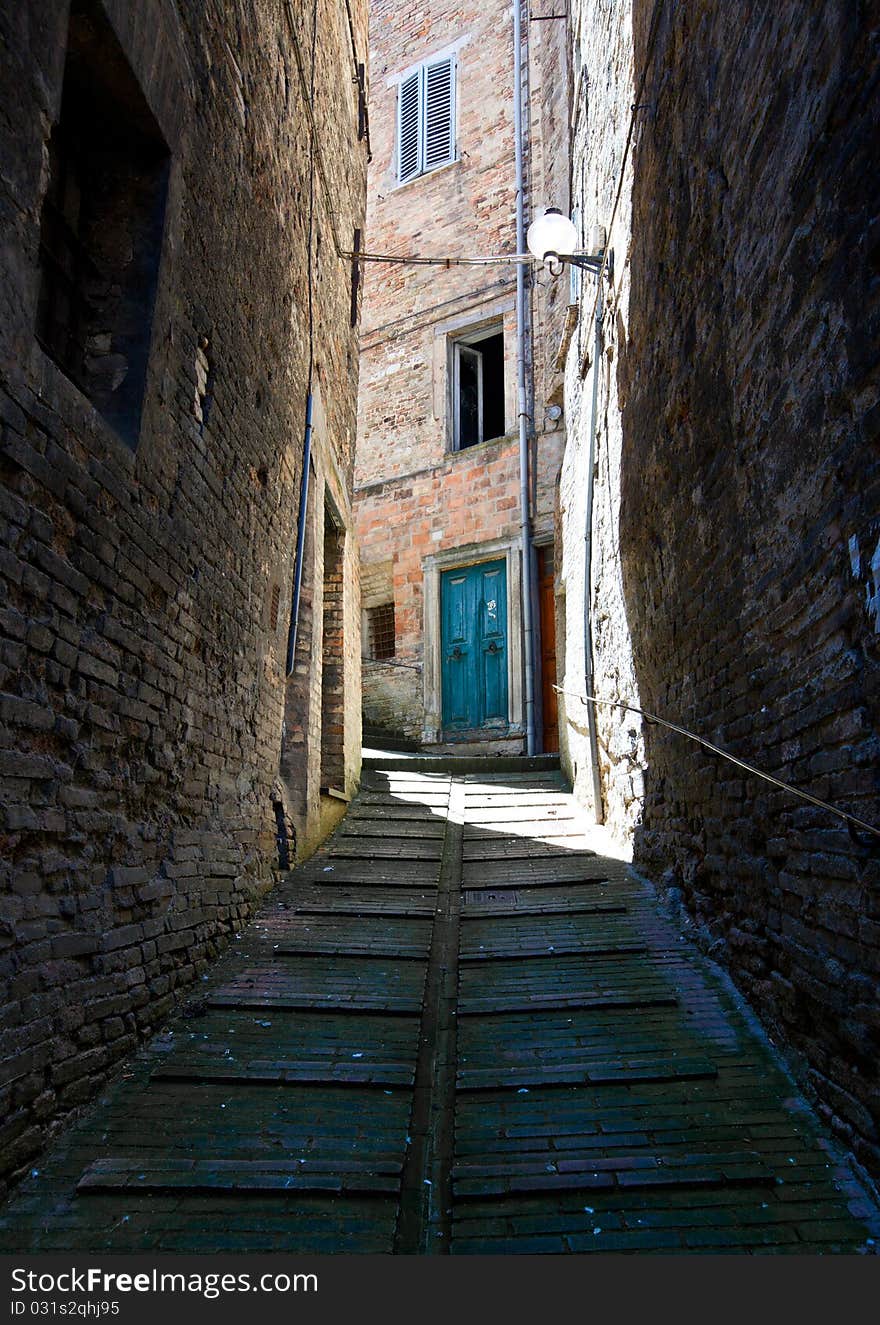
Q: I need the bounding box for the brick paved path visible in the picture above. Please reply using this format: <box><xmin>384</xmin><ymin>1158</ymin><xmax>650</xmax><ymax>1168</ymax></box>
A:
<box><xmin>1</xmin><ymin>762</ymin><xmax>876</xmax><ymax>1253</ymax></box>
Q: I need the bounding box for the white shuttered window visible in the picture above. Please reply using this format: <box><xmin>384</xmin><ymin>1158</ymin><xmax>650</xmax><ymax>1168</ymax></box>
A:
<box><xmin>397</xmin><ymin>55</ymin><xmax>456</xmax><ymax>183</ymax></box>
<box><xmin>398</xmin><ymin>71</ymin><xmax>421</xmax><ymax>182</ymax></box>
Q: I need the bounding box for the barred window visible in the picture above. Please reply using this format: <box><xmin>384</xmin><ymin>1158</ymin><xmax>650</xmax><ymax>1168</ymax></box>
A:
<box><xmin>269</xmin><ymin>582</ymin><xmax>281</xmax><ymax>632</ymax></box>
<box><xmin>367</xmin><ymin>602</ymin><xmax>396</xmax><ymax>660</ymax></box>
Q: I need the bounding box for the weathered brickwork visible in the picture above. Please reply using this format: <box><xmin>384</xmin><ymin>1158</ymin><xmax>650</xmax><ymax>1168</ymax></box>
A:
<box><xmin>560</xmin><ymin>0</ymin><xmax>880</xmax><ymax>1176</ymax></box>
<box><xmin>359</xmin><ymin>438</ymin><xmax>564</xmax><ymax>742</ymax></box>
<box><xmin>356</xmin><ymin>0</ymin><xmax>568</xmax><ymax>748</ymax></box>
<box><xmin>0</xmin><ymin>0</ymin><xmax>367</xmax><ymax>1190</ymax></box>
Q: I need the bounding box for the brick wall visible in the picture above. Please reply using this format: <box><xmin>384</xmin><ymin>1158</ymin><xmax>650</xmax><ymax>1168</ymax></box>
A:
<box><xmin>0</xmin><ymin>0</ymin><xmax>367</xmax><ymax>1189</ymax></box>
<box><xmin>359</xmin><ymin>438</ymin><xmax>548</xmax><ymax>740</ymax></box>
<box><xmin>561</xmin><ymin>0</ymin><xmax>880</xmax><ymax>1176</ymax></box>
<box><xmin>558</xmin><ymin>0</ymin><xmax>646</xmax><ymax>837</ymax></box>
<box><xmin>355</xmin><ymin>0</ymin><xmax>569</xmax><ymax>747</ymax></box>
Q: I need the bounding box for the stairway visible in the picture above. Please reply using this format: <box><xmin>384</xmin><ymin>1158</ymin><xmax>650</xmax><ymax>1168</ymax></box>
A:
<box><xmin>0</xmin><ymin>760</ymin><xmax>875</xmax><ymax>1253</ymax></box>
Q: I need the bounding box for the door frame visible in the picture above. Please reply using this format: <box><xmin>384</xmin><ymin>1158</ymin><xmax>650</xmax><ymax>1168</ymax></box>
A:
<box><xmin>535</xmin><ymin>537</ymin><xmax>558</xmax><ymax>753</ymax></box>
<box><xmin>422</xmin><ymin>536</ymin><xmax>524</xmax><ymax>744</ymax></box>
<box><xmin>452</xmin><ymin>340</ymin><xmax>484</xmax><ymax>449</ymax></box>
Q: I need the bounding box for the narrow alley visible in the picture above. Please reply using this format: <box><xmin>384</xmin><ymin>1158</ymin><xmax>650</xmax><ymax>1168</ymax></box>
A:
<box><xmin>1</xmin><ymin>757</ymin><xmax>874</xmax><ymax>1255</ymax></box>
<box><xmin>2</xmin><ymin>0</ymin><xmax>878</xmax><ymax>1279</ymax></box>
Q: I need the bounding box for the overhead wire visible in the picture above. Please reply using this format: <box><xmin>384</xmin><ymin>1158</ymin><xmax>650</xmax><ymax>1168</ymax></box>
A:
<box><xmin>285</xmin><ymin>0</ymin><xmax>321</xmax><ymax>677</ymax></box>
<box><xmin>339</xmin><ymin>249</ymin><xmax>534</xmax><ymax>266</ymax></box>
<box><xmin>553</xmin><ymin>686</ymin><xmax>880</xmax><ymax>845</ymax></box>
<box><xmin>283</xmin><ymin>0</ymin><xmax>365</xmax><ymax>257</ymax></box>
<box><xmin>306</xmin><ymin>0</ymin><xmax>319</xmax><ymax>388</ymax></box>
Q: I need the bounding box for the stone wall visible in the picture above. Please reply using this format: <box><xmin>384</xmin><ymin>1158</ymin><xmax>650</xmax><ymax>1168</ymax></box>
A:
<box><xmin>0</xmin><ymin>0</ymin><xmax>367</xmax><ymax>1189</ymax></box>
<box><xmin>558</xmin><ymin>0</ymin><xmax>646</xmax><ymax>836</ymax></box>
<box><xmin>561</xmin><ymin>0</ymin><xmax>880</xmax><ymax>1176</ymax></box>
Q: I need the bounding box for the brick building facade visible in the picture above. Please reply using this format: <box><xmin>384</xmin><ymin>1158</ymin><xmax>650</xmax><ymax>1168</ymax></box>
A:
<box><xmin>0</xmin><ymin>0</ymin><xmax>367</xmax><ymax>1189</ymax></box>
<box><xmin>558</xmin><ymin>0</ymin><xmax>880</xmax><ymax>1177</ymax></box>
<box><xmin>354</xmin><ymin>0</ymin><xmax>568</xmax><ymax>752</ymax></box>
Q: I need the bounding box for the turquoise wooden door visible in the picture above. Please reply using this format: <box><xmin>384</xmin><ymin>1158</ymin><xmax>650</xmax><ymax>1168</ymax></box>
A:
<box><xmin>441</xmin><ymin>559</ymin><xmax>508</xmax><ymax>733</ymax></box>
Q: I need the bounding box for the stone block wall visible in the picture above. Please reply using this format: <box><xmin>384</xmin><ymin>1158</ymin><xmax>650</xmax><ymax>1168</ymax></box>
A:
<box><xmin>558</xmin><ymin>0</ymin><xmax>646</xmax><ymax>837</ymax></box>
<box><xmin>561</xmin><ymin>0</ymin><xmax>880</xmax><ymax>1176</ymax></box>
<box><xmin>0</xmin><ymin>0</ymin><xmax>367</xmax><ymax>1189</ymax></box>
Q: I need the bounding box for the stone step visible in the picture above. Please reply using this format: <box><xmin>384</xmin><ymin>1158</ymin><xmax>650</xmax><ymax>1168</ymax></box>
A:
<box><xmin>362</xmin><ymin>753</ymin><xmax>561</xmax><ymax>775</ymax></box>
<box><xmin>152</xmin><ymin>1058</ymin><xmax>415</xmax><ymax>1088</ymax></box>
<box><xmin>453</xmin><ymin>1151</ymin><xmax>773</xmax><ymax>1200</ymax></box>
<box><xmin>78</xmin><ymin>1157</ymin><xmax>402</xmax><ymax>1196</ymax></box>
<box><xmin>455</xmin><ymin>1056</ymin><xmax>718</xmax><ymax>1090</ymax></box>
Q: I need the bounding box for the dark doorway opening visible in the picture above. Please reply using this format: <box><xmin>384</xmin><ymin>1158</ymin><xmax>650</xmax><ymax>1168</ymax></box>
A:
<box><xmin>538</xmin><ymin>545</ymin><xmax>559</xmax><ymax>753</ymax></box>
<box><xmin>321</xmin><ymin>503</ymin><xmax>346</xmax><ymax>793</ymax></box>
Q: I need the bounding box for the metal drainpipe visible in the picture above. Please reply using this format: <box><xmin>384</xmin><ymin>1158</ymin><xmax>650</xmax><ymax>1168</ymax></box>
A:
<box><xmin>513</xmin><ymin>0</ymin><xmax>537</xmax><ymax>756</ymax></box>
<box><xmin>286</xmin><ymin>392</ymin><xmax>314</xmax><ymax>677</ymax></box>
<box><xmin>583</xmin><ymin>279</ymin><xmax>605</xmax><ymax>822</ymax></box>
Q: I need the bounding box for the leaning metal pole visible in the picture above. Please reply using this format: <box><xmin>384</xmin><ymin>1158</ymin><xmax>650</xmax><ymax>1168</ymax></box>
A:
<box><xmin>513</xmin><ymin>0</ymin><xmax>537</xmax><ymax>756</ymax></box>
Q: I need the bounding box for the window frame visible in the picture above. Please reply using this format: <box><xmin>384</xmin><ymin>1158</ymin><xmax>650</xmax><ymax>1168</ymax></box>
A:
<box><xmin>396</xmin><ymin>54</ymin><xmax>457</xmax><ymax>185</ymax></box>
<box><xmin>453</xmin><ymin>341</ymin><xmax>484</xmax><ymax>449</ymax></box>
<box><xmin>34</xmin><ymin>0</ymin><xmax>171</xmax><ymax>451</ymax></box>
<box><xmin>450</xmin><ymin>322</ymin><xmax>505</xmax><ymax>452</ymax></box>
<box><xmin>366</xmin><ymin>600</ymin><xmax>396</xmax><ymax>661</ymax></box>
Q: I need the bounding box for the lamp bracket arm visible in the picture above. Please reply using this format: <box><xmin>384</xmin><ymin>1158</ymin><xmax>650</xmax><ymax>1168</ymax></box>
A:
<box><xmin>563</xmin><ymin>252</ymin><xmax>605</xmax><ymax>272</ymax></box>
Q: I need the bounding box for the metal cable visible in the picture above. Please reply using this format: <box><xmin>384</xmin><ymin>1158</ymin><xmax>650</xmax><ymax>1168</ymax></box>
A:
<box><xmin>340</xmin><ymin>250</ymin><xmax>535</xmax><ymax>266</ymax></box>
<box><xmin>553</xmin><ymin>685</ymin><xmax>880</xmax><ymax>843</ymax></box>
<box><xmin>283</xmin><ymin>1</ymin><xmax>350</xmax><ymax>257</ymax></box>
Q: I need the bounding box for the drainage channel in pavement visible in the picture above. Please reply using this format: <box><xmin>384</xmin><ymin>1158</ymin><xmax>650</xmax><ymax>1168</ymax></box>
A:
<box><xmin>0</xmin><ymin>761</ymin><xmax>877</xmax><ymax>1254</ymax></box>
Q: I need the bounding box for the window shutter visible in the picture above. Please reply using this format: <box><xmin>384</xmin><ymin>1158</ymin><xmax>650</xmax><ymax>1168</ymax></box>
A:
<box><xmin>398</xmin><ymin>71</ymin><xmax>421</xmax><ymax>181</ymax></box>
<box><xmin>423</xmin><ymin>57</ymin><xmax>455</xmax><ymax>171</ymax></box>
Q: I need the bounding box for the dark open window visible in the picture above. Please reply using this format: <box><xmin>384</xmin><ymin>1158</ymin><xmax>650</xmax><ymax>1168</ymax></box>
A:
<box><xmin>452</xmin><ymin>326</ymin><xmax>505</xmax><ymax>450</ymax></box>
<box><xmin>36</xmin><ymin>0</ymin><xmax>170</xmax><ymax>448</ymax></box>
<box><xmin>367</xmin><ymin>602</ymin><xmax>396</xmax><ymax>660</ymax></box>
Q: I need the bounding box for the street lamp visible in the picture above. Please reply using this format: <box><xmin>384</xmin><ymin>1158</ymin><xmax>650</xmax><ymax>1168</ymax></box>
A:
<box><xmin>526</xmin><ymin>207</ymin><xmax>605</xmax><ymax>275</ymax></box>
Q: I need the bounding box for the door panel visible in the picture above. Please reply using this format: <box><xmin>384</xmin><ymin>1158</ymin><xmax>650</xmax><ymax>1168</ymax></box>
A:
<box><xmin>478</xmin><ymin>562</ymin><xmax>507</xmax><ymax>724</ymax></box>
<box><xmin>441</xmin><ymin>559</ymin><xmax>508</xmax><ymax>734</ymax></box>
<box><xmin>441</xmin><ymin>571</ymin><xmax>472</xmax><ymax>728</ymax></box>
